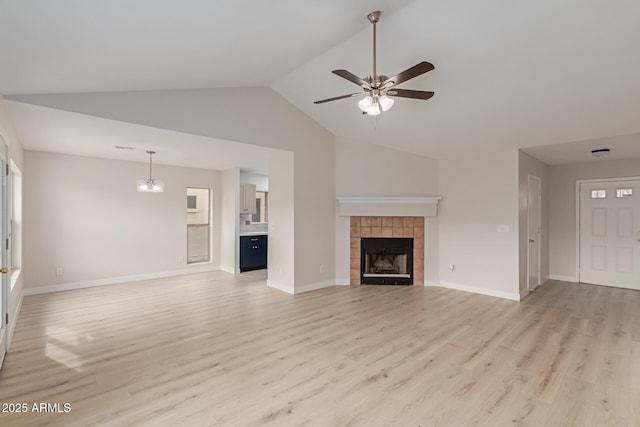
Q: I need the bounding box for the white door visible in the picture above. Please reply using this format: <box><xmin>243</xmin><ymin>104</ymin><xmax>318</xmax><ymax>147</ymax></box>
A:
<box><xmin>527</xmin><ymin>175</ymin><xmax>541</xmax><ymax>290</ymax></box>
<box><xmin>0</xmin><ymin>138</ymin><xmax>7</xmax><ymax>370</ymax></box>
<box><xmin>580</xmin><ymin>179</ymin><xmax>640</xmax><ymax>289</ymax></box>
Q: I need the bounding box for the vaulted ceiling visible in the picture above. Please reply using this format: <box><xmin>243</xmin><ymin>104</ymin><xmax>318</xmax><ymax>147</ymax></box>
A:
<box><xmin>1</xmin><ymin>0</ymin><xmax>640</xmax><ymax>163</ymax></box>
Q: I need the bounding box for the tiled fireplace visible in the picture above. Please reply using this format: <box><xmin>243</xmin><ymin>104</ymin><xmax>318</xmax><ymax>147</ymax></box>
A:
<box><xmin>350</xmin><ymin>216</ymin><xmax>424</xmax><ymax>286</ymax></box>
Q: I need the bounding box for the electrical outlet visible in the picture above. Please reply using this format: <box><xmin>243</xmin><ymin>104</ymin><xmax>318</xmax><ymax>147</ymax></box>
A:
<box><xmin>319</xmin><ymin>264</ymin><xmax>324</xmax><ymax>273</ymax></box>
<box><xmin>56</xmin><ymin>267</ymin><xmax>64</xmax><ymax>276</ymax></box>
<box><xmin>178</xmin><ymin>256</ymin><xmax>184</xmax><ymax>263</ymax></box>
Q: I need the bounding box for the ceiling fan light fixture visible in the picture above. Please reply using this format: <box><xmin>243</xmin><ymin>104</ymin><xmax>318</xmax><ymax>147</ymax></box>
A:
<box><xmin>379</xmin><ymin>95</ymin><xmax>394</xmax><ymax>111</ymax></box>
<box><xmin>366</xmin><ymin>101</ymin><xmax>382</xmax><ymax>116</ymax></box>
<box><xmin>358</xmin><ymin>96</ymin><xmax>373</xmax><ymax>112</ymax></box>
<box><xmin>359</xmin><ymin>95</ymin><xmax>391</xmax><ymax>115</ymax></box>
<box><xmin>358</xmin><ymin>96</ymin><xmax>382</xmax><ymax>115</ymax></box>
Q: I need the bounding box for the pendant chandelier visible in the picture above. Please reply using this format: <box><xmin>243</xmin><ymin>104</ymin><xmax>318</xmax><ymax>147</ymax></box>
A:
<box><xmin>137</xmin><ymin>150</ymin><xmax>164</xmax><ymax>192</ymax></box>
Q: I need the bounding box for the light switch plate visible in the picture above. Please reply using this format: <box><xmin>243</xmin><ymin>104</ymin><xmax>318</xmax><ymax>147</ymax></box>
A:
<box><xmin>497</xmin><ymin>225</ymin><xmax>510</xmax><ymax>233</ymax></box>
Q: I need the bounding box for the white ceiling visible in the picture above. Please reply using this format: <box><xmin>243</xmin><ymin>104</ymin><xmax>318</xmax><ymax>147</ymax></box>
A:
<box><xmin>522</xmin><ymin>132</ymin><xmax>640</xmax><ymax>166</ymax></box>
<box><xmin>1</xmin><ymin>0</ymin><xmax>640</xmax><ymax>164</ymax></box>
<box><xmin>0</xmin><ymin>0</ymin><xmax>414</xmax><ymax>94</ymax></box>
<box><xmin>272</xmin><ymin>0</ymin><xmax>640</xmax><ymax>159</ymax></box>
<box><xmin>6</xmin><ymin>101</ymin><xmax>275</xmax><ymax>173</ymax></box>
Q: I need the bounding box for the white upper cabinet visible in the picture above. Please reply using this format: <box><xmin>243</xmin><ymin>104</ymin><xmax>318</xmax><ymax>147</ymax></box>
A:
<box><xmin>240</xmin><ymin>183</ymin><xmax>256</xmax><ymax>214</ymax></box>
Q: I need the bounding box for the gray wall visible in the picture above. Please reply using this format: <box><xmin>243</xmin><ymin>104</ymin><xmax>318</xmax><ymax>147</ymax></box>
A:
<box><xmin>24</xmin><ymin>151</ymin><xmax>221</xmax><ymax>289</ymax></box>
<box><xmin>220</xmin><ymin>168</ymin><xmax>239</xmax><ymax>274</ymax></box>
<box><xmin>334</xmin><ymin>138</ymin><xmax>439</xmax><ymax>284</ymax></box>
<box><xmin>438</xmin><ymin>149</ymin><xmax>520</xmax><ymax>300</ymax></box>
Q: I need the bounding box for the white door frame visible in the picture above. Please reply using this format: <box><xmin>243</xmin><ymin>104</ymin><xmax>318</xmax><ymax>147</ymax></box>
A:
<box><xmin>0</xmin><ymin>136</ymin><xmax>6</xmax><ymax>370</ymax></box>
<box><xmin>527</xmin><ymin>174</ymin><xmax>542</xmax><ymax>290</ymax></box>
<box><xmin>575</xmin><ymin>176</ymin><xmax>640</xmax><ymax>283</ymax></box>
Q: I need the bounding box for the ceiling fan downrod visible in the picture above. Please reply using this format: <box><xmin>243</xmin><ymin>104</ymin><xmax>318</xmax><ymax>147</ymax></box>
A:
<box><xmin>368</xmin><ymin>11</ymin><xmax>381</xmax><ymax>85</ymax></box>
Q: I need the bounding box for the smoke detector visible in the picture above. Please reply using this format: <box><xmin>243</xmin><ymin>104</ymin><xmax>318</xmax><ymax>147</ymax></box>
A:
<box><xmin>591</xmin><ymin>148</ymin><xmax>610</xmax><ymax>158</ymax></box>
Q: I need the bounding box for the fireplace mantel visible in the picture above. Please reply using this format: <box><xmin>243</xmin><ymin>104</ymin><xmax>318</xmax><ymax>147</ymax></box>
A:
<box><xmin>337</xmin><ymin>197</ymin><xmax>441</xmax><ymax>217</ymax></box>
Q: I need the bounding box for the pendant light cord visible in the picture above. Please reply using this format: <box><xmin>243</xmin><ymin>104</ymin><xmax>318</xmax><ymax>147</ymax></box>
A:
<box><xmin>147</xmin><ymin>150</ymin><xmax>155</xmax><ymax>181</ymax></box>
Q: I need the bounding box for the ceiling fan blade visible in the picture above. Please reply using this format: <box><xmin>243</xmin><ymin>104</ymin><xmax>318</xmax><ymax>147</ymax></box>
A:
<box><xmin>382</xmin><ymin>61</ymin><xmax>434</xmax><ymax>88</ymax></box>
<box><xmin>332</xmin><ymin>70</ymin><xmax>371</xmax><ymax>88</ymax></box>
<box><xmin>314</xmin><ymin>92</ymin><xmax>363</xmax><ymax>104</ymax></box>
<box><xmin>386</xmin><ymin>89</ymin><xmax>435</xmax><ymax>100</ymax></box>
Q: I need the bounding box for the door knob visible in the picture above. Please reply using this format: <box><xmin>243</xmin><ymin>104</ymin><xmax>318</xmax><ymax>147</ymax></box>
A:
<box><xmin>529</xmin><ymin>239</ymin><xmax>535</xmax><ymax>243</ymax></box>
<box><xmin>0</xmin><ymin>267</ymin><xmax>8</xmax><ymax>274</ymax></box>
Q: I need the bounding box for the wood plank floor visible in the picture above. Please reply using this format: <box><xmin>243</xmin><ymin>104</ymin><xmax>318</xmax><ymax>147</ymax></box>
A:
<box><xmin>0</xmin><ymin>271</ymin><xmax>638</xmax><ymax>426</ymax></box>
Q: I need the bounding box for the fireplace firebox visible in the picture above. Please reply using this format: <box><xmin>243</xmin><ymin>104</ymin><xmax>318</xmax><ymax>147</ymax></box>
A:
<box><xmin>360</xmin><ymin>238</ymin><xmax>413</xmax><ymax>285</ymax></box>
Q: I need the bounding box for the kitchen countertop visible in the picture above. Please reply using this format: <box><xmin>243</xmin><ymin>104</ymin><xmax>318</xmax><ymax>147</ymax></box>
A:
<box><xmin>239</xmin><ymin>232</ymin><xmax>268</xmax><ymax>237</ymax></box>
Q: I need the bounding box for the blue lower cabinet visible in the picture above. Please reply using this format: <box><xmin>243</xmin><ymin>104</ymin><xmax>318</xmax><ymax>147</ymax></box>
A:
<box><xmin>240</xmin><ymin>235</ymin><xmax>268</xmax><ymax>272</ymax></box>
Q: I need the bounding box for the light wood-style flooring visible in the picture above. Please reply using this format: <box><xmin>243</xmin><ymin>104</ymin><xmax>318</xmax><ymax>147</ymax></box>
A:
<box><xmin>0</xmin><ymin>272</ymin><xmax>639</xmax><ymax>426</ymax></box>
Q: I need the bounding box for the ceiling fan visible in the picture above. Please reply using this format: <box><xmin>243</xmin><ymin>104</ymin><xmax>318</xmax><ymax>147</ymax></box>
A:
<box><xmin>314</xmin><ymin>11</ymin><xmax>435</xmax><ymax>116</ymax></box>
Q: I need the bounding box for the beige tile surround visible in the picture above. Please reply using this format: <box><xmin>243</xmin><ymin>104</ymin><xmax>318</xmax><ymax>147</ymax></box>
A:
<box><xmin>350</xmin><ymin>216</ymin><xmax>424</xmax><ymax>286</ymax></box>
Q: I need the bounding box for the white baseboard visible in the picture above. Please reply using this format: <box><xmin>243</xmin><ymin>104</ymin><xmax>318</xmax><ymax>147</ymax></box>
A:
<box><xmin>24</xmin><ymin>265</ymin><xmax>222</xmax><ymax>296</ymax></box>
<box><xmin>219</xmin><ymin>266</ymin><xmax>235</xmax><ymax>275</ymax></box>
<box><xmin>549</xmin><ymin>274</ymin><xmax>578</xmax><ymax>283</ymax></box>
<box><xmin>334</xmin><ymin>279</ymin><xmax>349</xmax><ymax>286</ymax></box>
<box><xmin>7</xmin><ymin>290</ymin><xmax>23</xmax><ymax>351</ymax></box>
<box><xmin>425</xmin><ymin>280</ymin><xmax>440</xmax><ymax>286</ymax></box>
<box><xmin>267</xmin><ymin>279</ymin><xmax>337</xmax><ymax>295</ymax></box>
<box><xmin>267</xmin><ymin>280</ymin><xmax>294</xmax><ymax>295</ymax></box>
<box><xmin>426</xmin><ymin>281</ymin><xmax>521</xmax><ymax>301</ymax></box>
<box><xmin>294</xmin><ymin>280</ymin><xmax>335</xmax><ymax>294</ymax></box>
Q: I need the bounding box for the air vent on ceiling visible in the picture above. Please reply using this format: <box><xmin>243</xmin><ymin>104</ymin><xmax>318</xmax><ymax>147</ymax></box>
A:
<box><xmin>115</xmin><ymin>145</ymin><xmax>135</xmax><ymax>150</ymax></box>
